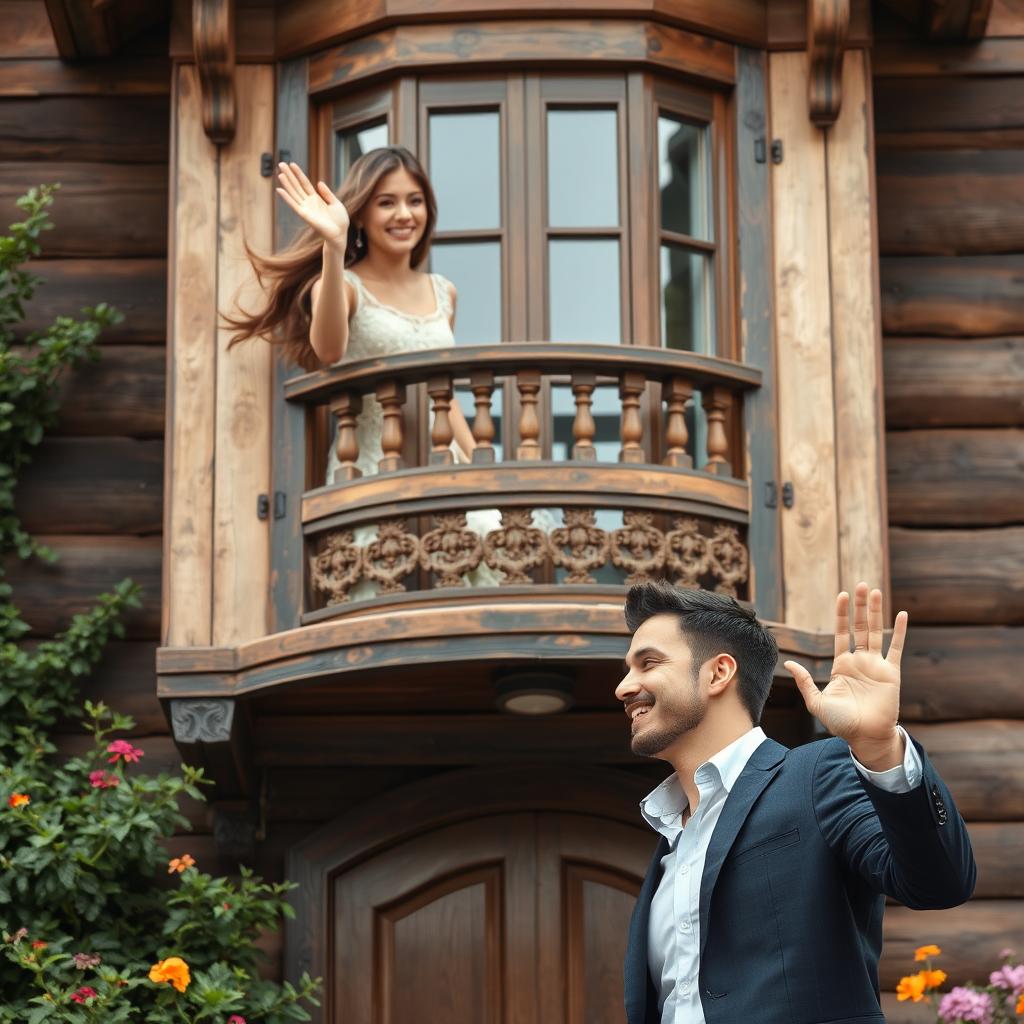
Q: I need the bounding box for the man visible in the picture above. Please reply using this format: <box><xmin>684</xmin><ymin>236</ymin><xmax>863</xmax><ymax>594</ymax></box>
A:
<box><xmin>618</xmin><ymin>581</ymin><xmax>975</xmax><ymax>1024</ymax></box>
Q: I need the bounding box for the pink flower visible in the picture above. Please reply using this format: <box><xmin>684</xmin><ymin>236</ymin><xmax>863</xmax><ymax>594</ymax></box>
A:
<box><xmin>999</xmin><ymin>947</ymin><xmax>1017</xmax><ymax>960</ymax></box>
<box><xmin>106</xmin><ymin>740</ymin><xmax>144</xmax><ymax>764</ymax></box>
<box><xmin>227</xmin><ymin>1017</ymin><xmax>247</xmax><ymax>1024</ymax></box>
<box><xmin>70</xmin><ymin>986</ymin><xmax>98</xmax><ymax>1004</ymax></box>
<box><xmin>937</xmin><ymin>987</ymin><xmax>994</xmax><ymax>1024</ymax></box>
<box><xmin>72</xmin><ymin>952</ymin><xmax>101</xmax><ymax>970</ymax></box>
<box><xmin>89</xmin><ymin>770</ymin><xmax>120</xmax><ymax>789</ymax></box>
<box><xmin>989</xmin><ymin>963</ymin><xmax>1024</xmax><ymax>997</ymax></box>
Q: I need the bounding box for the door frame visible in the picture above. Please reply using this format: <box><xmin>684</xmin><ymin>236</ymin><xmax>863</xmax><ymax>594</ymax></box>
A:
<box><xmin>284</xmin><ymin>763</ymin><xmax>654</xmax><ymax>1022</ymax></box>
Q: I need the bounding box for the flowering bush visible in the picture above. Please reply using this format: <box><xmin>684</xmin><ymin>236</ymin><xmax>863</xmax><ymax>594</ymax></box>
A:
<box><xmin>0</xmin><ymin>189</ymin><xmax>320</xmax><ymax>1022</ymax></box>
<box><xmin>897</xmin><ymin>944</ymin><xmax>1024</xmax><ymax>1023</ymax></box>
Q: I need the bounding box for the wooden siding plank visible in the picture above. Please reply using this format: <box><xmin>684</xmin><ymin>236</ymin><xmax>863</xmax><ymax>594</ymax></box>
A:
<box><xmin>769</xmin><ymin>51</ymin><xmax>839</xmax><ymax>630</ymax></box>
<box><xmin>877</xmin><ymin>149</ymin><xmax>1024</xmax><ymax>256</ymax></box>
<box><xmin>16</xmin><ymin>437</ymin><xmax>163</xmax><ymax>535</ymax></box>
<box><xmin>827</xmin><ymin>51</ymin><xmax>888</xmax><ymax>598</ymax></box>
<box><xmin>887</xmin><ymin>429</ymin><xmax>1024</xmax><ymax>526</ymax></box>
<box><xmin>212</xmin><ymin>64</ymin><xmax>274</xmax><ymax>646</ymax></box>
<box><xmin>880</xmin><ymin>255</ymin><xmax>1024</xmax><ymax>337</ymax></box>
<box><xmin>874</xmin><ymin>36</ymin><xmax>1024</xmax><ymax>76</ymax></box>
<box><xmin>17</xmin><ymin>259</ymin><xmax>167</xmax><ymax>345</ymax></box>
<box><xmin>166</xmin><ymin>64</ymin><xmax>218</xmax><ymax>646</ymax></box>
<box><xmin>0</xmin><ymin>57</ymin><xmax>170</xmax><ymax>97</ymax></box>
<box><xmin>76</xmin><ymin>641</ymin><xmax>165</xmax><ymax>734</ymax></box>
<box><xmin>875</xmin><ymin>75</ymin><xmax>1024</xmax><ymax>137</ymax></box>
<box><xmin>735</xmin><ymin>47</ymin><xmax>783</xmax><ymax>620</ymax></box>
<box><xmin>0</xmin><ymin>162</ymin><xmax>167</xmax><ymax>258</ymax></box>
<box><xmin>891</xmin><ymin>528</ymin><xmax>1024</xmax><ymax>625</ymax></box>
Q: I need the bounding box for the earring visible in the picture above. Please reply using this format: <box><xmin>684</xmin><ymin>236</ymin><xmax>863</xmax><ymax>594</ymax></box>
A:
<box><xmin>355</xmin><ymin>228</ymin><xmax>366</xmax><ymax>251</ymax></box>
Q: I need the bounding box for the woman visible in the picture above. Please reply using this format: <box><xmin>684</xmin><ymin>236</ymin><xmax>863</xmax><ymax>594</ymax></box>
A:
<box><xmin>227</xmin><ymin>146</ymin><xmax>500</xmax><ymax>594</ymax></box>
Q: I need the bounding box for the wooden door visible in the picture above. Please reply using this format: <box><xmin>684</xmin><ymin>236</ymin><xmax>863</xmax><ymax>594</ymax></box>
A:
<box><xmin>331</xmin><ymin>811</ymin><xmax>654</xmax><ymax>1024</ymax></box>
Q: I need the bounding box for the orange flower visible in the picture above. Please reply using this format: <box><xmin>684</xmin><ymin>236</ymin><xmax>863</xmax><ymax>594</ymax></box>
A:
<box><xmin>148</xmin><ymin>956</ymin><xmax>190</xmax><ymax>993</ymax></box>
<box><xmin>1016</xmin><ymin>992</ymin><xmax>1024</xmax><ymax>1014</ymax></box>
<box><xmin>921</xmin><ymin>969</ymin><xmax>947</xmax><ymax>989</ymax></box>
<box><xmin>167</xmin><ymin>854</ymin><xmax>195</xmax><ymax>874</ymax></box>
<box><xmin>915</xmin><ymin>944</ymin><xmax>942</xmax><ymax>962</ymax></box>
<box><xmin>7</xmin><ymin>794</ymin><xmax>29</xmax><ymax>809</ymax></box>
<box><xmin>896</xmin><ymin>973</ymin><xmax>928</xmax><ymax>1003</ymax></box>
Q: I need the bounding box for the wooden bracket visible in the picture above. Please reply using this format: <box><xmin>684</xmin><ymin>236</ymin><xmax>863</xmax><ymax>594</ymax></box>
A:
<box><xmin>807</xmin><ymin>0</ymin><xmax>850</xmax><ymax>127</ymax></box>
<box><xmin>169</xmin><ymin>697</ymin><xmax>253</xmax><ymax>798</ymax></box>
<box><xmin>192</xmin><ymin>0</ymin><xmax>237</xmax><ymax>145</ymax></box>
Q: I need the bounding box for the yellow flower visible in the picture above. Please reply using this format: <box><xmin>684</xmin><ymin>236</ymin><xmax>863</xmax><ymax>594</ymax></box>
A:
<box><xmin>922</xmin><ymin>969</ymin><xmax>947</xmax><ymax>989</ymax></box>
<box><xmin>896</xmin><ymin>973</ymin><xmax>928</xmax><ymax>1003</ymax></box>
<box><xmin>915</xmin><ymin>944</ymin><xmax>941</xmax><ymax>962</ymax></box>
<box><xmin>148</xmin><ymin>956</ymin><xmax>191</xmax><ymax>993</ymax></box>
<box><xmin>167</xmin><ymin>854</ymin><xmax>196</xmax><ymax>874</ymax></box>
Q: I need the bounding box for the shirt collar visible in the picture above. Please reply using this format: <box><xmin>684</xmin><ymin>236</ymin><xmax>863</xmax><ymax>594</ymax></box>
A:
<box><xmin>639</xmin><ymin>726</ymin><xmax>767</xmax><ymax>839</ymax></box>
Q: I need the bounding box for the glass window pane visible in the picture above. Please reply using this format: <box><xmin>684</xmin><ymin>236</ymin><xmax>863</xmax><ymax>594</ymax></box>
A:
<box><xmin>455</xmin><ymin>385</ymin><xmax>504</xmax><ymax>462</ymax></box>
<box><xmin>547</xmin><ymin>109</ymin><xmax>619</xmax><ymax>227</ymax></box>
<box><xmin>549</xmin><ymin>239</ymin><xmax>620</xmax><ymax>344</ymax></box>
<box><xmin>658</xmin><ymin>115</ymin><xmax>709</xmax><ymax>241</ymax></box>
<box><xmin>430</xmin><ymin>112</ymin><xmax>501</xmax><ymax>231</ymax></box>
<box><xmin>335</xmin><ymin>121</ymin><xmax>388</xmax><ymax>187</ymax></box>
<box><xmin>660</xmin><ymin>245</ymin><xmax>710</xmax><ymax>353</ymax></box>
<box><xmin>551</xmin><ymin>385</ymin><xmax>620</xmax><ymax>462</ymax></box>
<box><xmin>430</xmin><ymin>242</ymin><xmax>502</xmax><ymax>345</ymax></box>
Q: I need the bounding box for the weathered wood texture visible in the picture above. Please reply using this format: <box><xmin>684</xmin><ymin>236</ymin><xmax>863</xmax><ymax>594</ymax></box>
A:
<box><xmin>890</xmin><ymin>528</ymin><xmax>1024</xmax><ymax>625</ymax></box>
<box><xmin>0</xmin><ymin>163</ymin><xmax>167</xmax><ymax>258</ymax></box>
<box><xmin>883</xmin><ymin>338</ymin><xmax>1024</xmax><ymax>428</ymax></box>
<box><xmin>887</xmin><ymin>430</ymin><xmax>1024</xmax><ymax>526</ymax></box>
<box><xmin>0</xmin><ymin>1</ymin><xmax>59</xmax><ymax>58</ymax></box>
<box><xmin>18</xmin><ymin>260</ymin><xmax>167</xmax><ymax>344</ymax></box>
<box><xmin>901</xmin><ymin>627</ymin><xmax>1024</xmax><ymax>721</ymax></box>
<box><xmin>16</xmin><ymin>438</ymin><xmax>163</xmax><ymax>534</ymax></box>
<box><xmin>769</xmin><ymin>50</ymin><xmax>840</xmax><ymax>630</ymax></box>
<box><xmin>881</xmin><ymin>256</ymin><xmax>1024</xmax><ymax>337</ymax></box>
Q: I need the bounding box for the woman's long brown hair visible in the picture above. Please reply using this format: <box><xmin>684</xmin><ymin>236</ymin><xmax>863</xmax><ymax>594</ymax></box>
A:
<box><xmin>224</xmin><ymin>145</ymin><xmax>438</xmax><ymax>370</ymax></box>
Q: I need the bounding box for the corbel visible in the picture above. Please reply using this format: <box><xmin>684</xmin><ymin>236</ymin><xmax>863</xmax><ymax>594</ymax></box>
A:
<box><xmin>192</xmin><ymin>0</ymin><xmax>237</xmax><ymax>144</ymax></box>
<box><xmin>169</xmin><ymin>697</ymin><xmax>253</xmax><ymax>799</ymax></box>
<box><xmin>807</xmin><ymin>0</ymin><xmax>851</xmax><ymax>127</ymax></box>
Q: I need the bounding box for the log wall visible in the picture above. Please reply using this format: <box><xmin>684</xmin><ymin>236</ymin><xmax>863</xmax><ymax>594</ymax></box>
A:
<box><xmin>873</xmin><ymin>4</ymin><xmax>1024</xmax><ymax>1018</ymax></box>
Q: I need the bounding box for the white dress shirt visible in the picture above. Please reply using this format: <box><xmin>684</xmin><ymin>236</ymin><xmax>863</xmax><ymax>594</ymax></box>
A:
<box><xmin>641</xmin><ymin>726</ymin><xmax>923</xmax><ymax>1024</ymax></box>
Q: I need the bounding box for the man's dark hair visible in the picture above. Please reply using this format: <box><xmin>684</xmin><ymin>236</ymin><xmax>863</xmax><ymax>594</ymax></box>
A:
<box><xmin>624</xmin><ymin>580</ymin><xmax>779</xmax><ymax>724</ymax></box>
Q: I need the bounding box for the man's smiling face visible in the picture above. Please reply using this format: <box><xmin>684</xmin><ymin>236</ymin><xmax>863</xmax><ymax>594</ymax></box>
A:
<box><xmin>615</xmin><ymin>613</ymin><xmax>708</xmax><ymax>759</ymax></box>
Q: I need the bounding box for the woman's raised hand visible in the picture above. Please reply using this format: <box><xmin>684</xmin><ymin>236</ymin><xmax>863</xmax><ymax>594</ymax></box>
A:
<box><xmin>276</xmin><ymin>162</ymin><xmax>350</xmax><ymax>248</ymax></box>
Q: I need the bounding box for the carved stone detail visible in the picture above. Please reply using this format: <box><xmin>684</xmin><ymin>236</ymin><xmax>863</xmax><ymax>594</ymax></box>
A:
<box><xmin>192</xmin><ymin>0</ymin><xmax>237</xmax><ymax>144</ymax></box>
<box><xmin>482</xmin><ymin>508</ymin><xmax>547</xmax><ymax>584</ymax></box>
<box><xmin>170</xmin><ymin>699</ymin><xmax>234</xmax><ymax>743</ymax></box>
<box><xmin>708</xmin><ymin>523</ymin><xmax>750</xmax><ymax>597</ymax></box>
<box><xmin>309</xmin><ymin>530</ymin><xmax>362</xmax><ymax>604</ymax></box>
<box><xmin>421</xmin><ymin>513</ymin><xmax>483</xmax><ymax>587</ymax></box>
<box><xmin>665</xmin><ymin>516</ymin><xmax>711</xmax><ymax>589</ymax></box>
<box><xmin>363</xmin><ymin>519</ymin><xmax>419</xmax><ymax>593</ymax></box>
<box><xmin>611</xmin><ymin>511</ymin><xmax>666</xmax><ymax>585</ymax></box>
<box><xmin>549</xmin><ymin>508</ymin><xmax>609</xmax><ymax>584</ymax></box>
<box><xmin>807</xmin><ymin>0</ymin><xmax>850</xmax><ymax>127</ymax></box>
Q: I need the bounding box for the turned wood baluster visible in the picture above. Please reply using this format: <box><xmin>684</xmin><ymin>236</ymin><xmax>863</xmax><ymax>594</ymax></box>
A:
<box><xmin>375</xmin><ymin>379</ymin><xmax>406</xmax><ymax>473</ymax></box>
<box><xmin>469</xmin><ymin>370</ymin><xmax>496</xmax><ymax>464</ymax></box>
<box><xmin>571</xmin><ymin>371</ymin><xmax>597</xmax><ymax>461</ymax></box>
<box><xmin>330</xmin><ymin>391</ymin><xmax>363</xmax><ymax>482</ymax></box>
<box><xmin>427</xmin><ymin>374</ymin><xmax>455</xmax><ymax>465</ymax></box>
<box><xmin>703</xmin><ymin>386</ymin><xmax>733</xmax><ymax>476</ymax></box>
<box><xmin>663</xmin><ymin>376</ymin><xmax>693</xmax><ymax>469</ymax></box>
<box><xmin>618</xmin><ymin>371</ymin><xmax>646</xmax><ymax>464</ymax></box>
<box><xmin>516</xmin><ymin>370</ymin><xmax>542</xmax><ymax>461</ymax></box>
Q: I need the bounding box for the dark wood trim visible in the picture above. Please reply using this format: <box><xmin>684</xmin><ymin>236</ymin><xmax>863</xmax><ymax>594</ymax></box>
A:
<box><xmin>873</xmin><ymin>36</ymin><xmax>1024</xmax><ymax>77</ymax></box>
<box><xmin>43</xmin><ymin>0</ymin><xmax>168</xmax><ymax>58</ymax></box>
<box><xmin>193</xmin><ymin>0</ymin><xmax>237</xmax><ymax>144</ymax></box>
<box><xmin>734</xmin><ymin>48</ymin><xmax>784</xmax><ymax>622</ymax></box>
<box><xmin>270</xmin><ymin>58</ymin><xmax>311</xmax><ymax>634</ymax></box>
<box><xmin>807</xmin><ymin>0</ymin><xmax>850</xmax><ymax>126</ymax></box>
<box><xmin>924</xmin><ymin>0</ymin><xmax>993</xmax><ymax>40</ymax></box>
<box><xmin>307</xmin><ymin>20</ymin><xmax>736</xmax><ymax>99</ymax></box>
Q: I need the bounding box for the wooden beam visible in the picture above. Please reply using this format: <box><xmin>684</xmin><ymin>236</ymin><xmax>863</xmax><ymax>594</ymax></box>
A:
<box><xmin>43</xmin><ymin>0</ymin><xmax>169</xmax><ymax>58</ymax></box>
<box><xmin>193</xmin><ymin>0</ymin><xmax>237</xmax><ymax>144</ymax></box>
<box><xmin>925</xmin><ymin>0</ymin><xmax>993</xmax><ymax>39</ymax></box>
<box><xmin>807</xmin><ymin>0</ymin><xmax>851</xmax><ymax>125</ymax></box>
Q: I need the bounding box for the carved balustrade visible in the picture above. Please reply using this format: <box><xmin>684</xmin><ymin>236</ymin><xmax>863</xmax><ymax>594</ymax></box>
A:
<box><xmin>283</xmin><ymin>344</ymin><xmax>761</xmax><ymax>617</ymax></box>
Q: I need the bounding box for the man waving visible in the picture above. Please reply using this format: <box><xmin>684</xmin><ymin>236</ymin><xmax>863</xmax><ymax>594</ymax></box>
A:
<box><xmin>618</xmin><ymin>581</ymin><xmax>975</xmax><ymax>1024</ymax></box>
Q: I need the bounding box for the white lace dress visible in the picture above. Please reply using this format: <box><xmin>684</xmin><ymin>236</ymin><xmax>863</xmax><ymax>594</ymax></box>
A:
<box><xmin>326</xmin><ymin>269</ymin><xmax>503</xmax><ymax>597</ymax></box>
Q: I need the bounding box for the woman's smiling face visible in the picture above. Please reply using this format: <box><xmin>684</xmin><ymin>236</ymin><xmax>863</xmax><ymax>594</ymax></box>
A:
<box><xmin>360</xmin><ymin>167</ymin><xmax>427</xmax><ymax>259</ymax></box>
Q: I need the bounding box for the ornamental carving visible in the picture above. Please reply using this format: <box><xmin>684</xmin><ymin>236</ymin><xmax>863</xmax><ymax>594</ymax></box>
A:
<box><xmin>483</xmin><ymin>508</ymin><xmax>547</xmax><ymax>584</ymax></box>
<box><xmin>611</xmin><ymin>511</ymin><xmax>666</xmax><ymax>585</ymax></box>
<box><xmin>170</xmin><ymin>699</ymin><xmax>234</xmax><ymax>744</ymax></box>
<box><xmin>421</xmin><ymin>513</ymin><xmax>484</xmax><ymax>587</ymax></box>
<box><xmin>708</xmin><ymin>523</ymin><xmax>749</xmax><ymax>597</ymax></box>
<box><xmin>363</xmin><ymin>519</ymin><xmax>419</xmax><ymax>593</ymax></box>
<box><xmin>665</xmin><ymin>516</ymin><xmax>710</xmax><ymax>589</ymax></box>
<box><xmin>309</xmin><ymin>530</ymin><xmax>362</xmax><ymax>604</ymax></box>
<box><xmin>548</xmin><ymin>508</ymin><xmax>610</xmax><ymax>584</ymax></box>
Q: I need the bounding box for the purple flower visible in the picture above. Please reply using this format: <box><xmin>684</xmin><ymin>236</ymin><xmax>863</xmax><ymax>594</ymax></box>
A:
<box><xmin>937</xmin><ymin>987</ymin><xmax>994</xmax><ymax>1024</ymax></box>
<box><xmin>989</xmin><ymin>963</ymin><xmax>1024</xmax><ymax>997</ymax></box>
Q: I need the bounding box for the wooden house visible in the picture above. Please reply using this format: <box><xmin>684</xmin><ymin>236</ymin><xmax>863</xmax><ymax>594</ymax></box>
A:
<box><xmin>5</xmin><ymin>0</ymin><xmax>1023</xmax><ymax>1019</ymax></box>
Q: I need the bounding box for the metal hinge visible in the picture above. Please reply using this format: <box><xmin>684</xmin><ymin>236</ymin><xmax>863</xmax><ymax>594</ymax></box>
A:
<box><xmin>765</xmin><ymin>482</ymin><xmax>795</xmax><ymax>509</ymax></box>
<box><xmin>782</xmin><ymin>481</ymin><xmax>795</xmax><ymax>508</ymax></box>
<box><xmin>754</xmin><ymin>137</ymin><xmax>784</xmax><ymax>165</ymax></box>
<box><xmin>260</xmin><ymin>153</ymin><xmax>273</xmax><ymax>177</ymax></box>
<box><xmin>257</xmin><ymin>492</ymin><xmax>287</xmax><ymax>520</ymax></box>
<box><xmin>771</xmin><ymin>139</ymin><xmax>784</xmax><ymax>164</ymax></box>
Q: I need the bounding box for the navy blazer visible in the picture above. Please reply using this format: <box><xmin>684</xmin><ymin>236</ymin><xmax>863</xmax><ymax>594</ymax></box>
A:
<box><xmin>624</xmin><ymin>735</ymin><xmax>976</xmax><ymax>1024</ymax></box>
